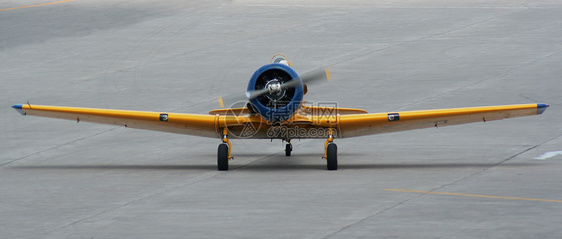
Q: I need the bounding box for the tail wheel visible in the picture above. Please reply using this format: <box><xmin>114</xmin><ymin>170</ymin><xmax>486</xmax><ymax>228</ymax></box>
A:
<box><xmin>326</xmin><ymin>143</ymin><xmax>337</xmax><ymax>170</ymax></box>
<box><xmin>218</xmin><ymin>143</ymin><xmax>229</xmax><ymax>171</ymax></box>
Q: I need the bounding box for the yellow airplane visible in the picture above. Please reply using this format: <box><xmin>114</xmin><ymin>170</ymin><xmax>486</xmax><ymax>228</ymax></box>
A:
<box><xmin>12</xmin><ymin>54</ymin><xmax>549</xmax><ymax>171</ymax></box>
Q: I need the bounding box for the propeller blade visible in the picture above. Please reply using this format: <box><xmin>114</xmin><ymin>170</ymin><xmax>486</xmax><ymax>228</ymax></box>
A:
<box><xmin>300</xmin><ymin>68</ymin><xmax>331</xmax><ymax>84</ymax></box>
<box><xmin>218</xmin><ymin>68</ymin><xmax>330</xmax><ymax>108</ymax></box>
<box><xmin>247</xmin><ymin>68</ymin><xmax>331</xmax><ymax>100</ymax></box>
<box><xmin>246</xmin><ymin>88</ymin><xmax>270</xmax><ymax>100</ymax></box>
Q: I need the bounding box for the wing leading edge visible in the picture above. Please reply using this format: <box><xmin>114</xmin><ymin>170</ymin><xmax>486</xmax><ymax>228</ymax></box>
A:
<box><xmin>337</xmin><ymin>104</ymin><xmax>549</xmax><ymax>138</ymax></box>
<box><xmin>12</xmin><ymin>104</ymin><xmax>221</xmax><ymax>138</ymax></box>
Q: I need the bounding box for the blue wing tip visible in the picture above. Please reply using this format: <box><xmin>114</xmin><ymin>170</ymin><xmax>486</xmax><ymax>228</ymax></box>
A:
<box><xmin>537</xmin><ymin>103</ymin><xmax>549</xmax><ymax>115</ymax></box>
<box><xmin>12</xmin><ymin>104</ymin><xmax>26</xmax><ymax>115</ymax></box>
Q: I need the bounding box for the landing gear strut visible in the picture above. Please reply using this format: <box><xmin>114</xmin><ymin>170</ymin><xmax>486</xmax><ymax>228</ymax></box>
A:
<box><xmin>323</xmin><ymin>128</ymin><xmax>337</xmax><ymax>170</ymax></box>
<box><xmin>218</xmin><ymin>128</ymin><xmax>232</xmax><ymax>171</ymax></box>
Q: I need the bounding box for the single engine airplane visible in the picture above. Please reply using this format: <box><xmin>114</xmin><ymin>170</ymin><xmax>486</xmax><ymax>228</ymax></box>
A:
<box><xmin>12</xmin><ymin>54</ymin><xmax>549</xmax><ymax>170</ymax></box>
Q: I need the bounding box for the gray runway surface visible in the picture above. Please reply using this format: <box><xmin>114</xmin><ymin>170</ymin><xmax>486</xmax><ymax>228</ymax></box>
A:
<box><xmin>2</xmin><ymin>0</ymin><xmax>561</xmax><ymax>238</ymax></box>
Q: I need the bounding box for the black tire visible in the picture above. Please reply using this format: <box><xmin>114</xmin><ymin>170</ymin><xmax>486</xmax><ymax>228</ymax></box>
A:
<box><xmin>285</xmin><ymin>143</ymin><xmax>292</xmax><ymax>157</ymax></box>
<box><xmin>218</xmin><ymin>143</ymin><xmax>229</xmax><ymax>171</ymax></box>
<box><xmin>326</xmin><ymin>143</ymin><xmax>337</xmax><ymax>170</ymax></box>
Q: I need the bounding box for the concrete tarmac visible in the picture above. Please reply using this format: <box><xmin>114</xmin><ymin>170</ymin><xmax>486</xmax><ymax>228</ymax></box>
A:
<box><xmin>2</xmin><ymin>0</ymin><xmax>561</xmax><ymax>238</ymax></box>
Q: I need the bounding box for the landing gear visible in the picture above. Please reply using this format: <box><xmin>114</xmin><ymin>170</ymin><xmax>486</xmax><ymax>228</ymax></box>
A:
<box><xmin>323</xmin><ymin>128</ymin><xmax>337</xmax><ymax>170</ymax></box>
<box><xmin>285</xmin><ymin>141</ymin><xmax>292</xmax><ymax>156</ymax></box>
<box><xmin>218</xmin><ymin>143</ymin><xmax>229</xmax><ymax>171</ymax></box>
<box><xmin>326</xmin><ymin>143</ymin><xmax>337</xmax><ymax>170</ymax></box>
<box><xmin>218</xmin><ymin>128</ymin><xmax>232</xmax><ymax>171</ymax></box>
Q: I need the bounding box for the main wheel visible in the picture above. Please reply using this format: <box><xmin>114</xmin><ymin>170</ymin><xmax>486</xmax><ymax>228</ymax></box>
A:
<box><xmin>326</xmin><ymin>143</ymin><xmax>337</xmax><ymax>170</ymax></box>
<box><xmin>218</xmin><ymin>143</ymin><xmax>229</xmax><ymax>171</ymax></box>
<box><xmin>285</xmin><ymin>143</ymin><xmax>292</xmax><ymax>156</ymax></box>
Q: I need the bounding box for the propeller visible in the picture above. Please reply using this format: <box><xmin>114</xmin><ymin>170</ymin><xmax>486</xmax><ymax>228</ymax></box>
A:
<box><xmin>218</xmin><ymin>68</ymin><xmax>331</xmax><ymax>108</ymax></box>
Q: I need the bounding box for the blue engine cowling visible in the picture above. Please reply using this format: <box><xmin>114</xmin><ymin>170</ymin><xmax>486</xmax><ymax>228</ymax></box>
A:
<box><xmin>247</xmin><ymin>63</ymin><xmax>304</xmax><ymax>123</ymax></box>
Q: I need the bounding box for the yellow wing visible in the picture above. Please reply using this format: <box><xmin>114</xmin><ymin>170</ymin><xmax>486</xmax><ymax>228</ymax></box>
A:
<box><xmin>12</xmin><ymin>103</ymin><xmax>548</xmax><ymax>139</ymax></box>
<box><xmin>332</xmin><ymin>104</ymin><xmax>548</xmax><ymax>138</ymax></box>
<box><xmin>12</xmin><ymin>104</ymin><xmax>222</xmax><ymax>138</ymax></box>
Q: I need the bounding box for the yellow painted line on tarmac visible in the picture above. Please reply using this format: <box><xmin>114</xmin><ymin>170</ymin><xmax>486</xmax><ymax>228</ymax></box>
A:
<box><xmin>385</xmin><ymin>189</ymin><xmax>562</xmax><ymax>203</ymax></box>
<box><xmin>0</xmin><ymin>0</ymin><xmax>75</xmax><ymax>12</ymax></box>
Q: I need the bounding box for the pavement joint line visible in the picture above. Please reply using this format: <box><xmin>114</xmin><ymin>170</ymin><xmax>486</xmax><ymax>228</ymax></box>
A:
<box><xmin>0</xmin><ymin>127</ymin><xmax>120</xmax><ymax>167</ymax></box>
<box><xmin>384</xmin><ymin>189</ymin><xmax>562</xmax><ymax>203</ymax></box>
<box><xmin>414</xmin><ymin>133</ymin><xmax>562</xmax><ymax>204</ymax></box>
<box><xmin>327</xmin><ymin>7</ymin><xmax>522</xmax><ymax>70</ymax></box>
<box><xmin>0</xmin><ymin>0</ymin><xmax>75</xmax><ymax>12</ymax></box>
<box><xmin>322</xmin><ymin>190</ymin><xmax>426</xmax><ymax>239</ymax></box>
<box><xmin>497</xmin><ymin>132</ymin><xmax>562</xmax><ymax>165</ymax></box>
<box><xmin>43</xmin><ymin>170</ymin><xmax>222</xmax><ymax>237</ymax></box>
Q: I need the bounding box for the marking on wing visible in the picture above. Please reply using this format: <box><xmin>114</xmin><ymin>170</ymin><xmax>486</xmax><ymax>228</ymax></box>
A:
<box><xmin>387</xmin><ymin>113</ymin><xmax>399</xmax><ymax>121</ymax></box>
